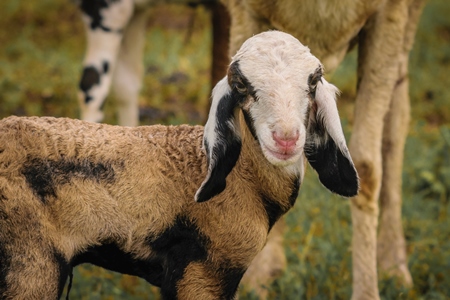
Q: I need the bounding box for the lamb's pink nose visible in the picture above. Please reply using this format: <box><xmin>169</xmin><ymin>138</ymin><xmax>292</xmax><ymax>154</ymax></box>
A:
<box><xmin>272</xmin><ymin>131</ymin><xmax>299</xmax><ymax>152</ymax></box>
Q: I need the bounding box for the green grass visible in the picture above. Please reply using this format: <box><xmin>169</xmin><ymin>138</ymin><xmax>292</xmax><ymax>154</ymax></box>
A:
<box><xmin>1</xmin><ymin>0</ymin><xmax>449</xmax><ymax>299</ymax></box>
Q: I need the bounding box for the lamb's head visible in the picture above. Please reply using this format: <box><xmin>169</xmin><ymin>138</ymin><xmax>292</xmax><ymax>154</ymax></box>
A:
<box><xmin>195</xmin><ymin>31</ymin><xmax>359</xmax><ymax>203</ymax></box>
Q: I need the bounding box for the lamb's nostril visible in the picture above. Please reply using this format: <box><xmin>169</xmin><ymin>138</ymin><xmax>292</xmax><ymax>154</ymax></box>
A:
<box><xmin>272</xmin><ymin>131</ymin><xmax>299</xmax><ymax>148</ymax></box>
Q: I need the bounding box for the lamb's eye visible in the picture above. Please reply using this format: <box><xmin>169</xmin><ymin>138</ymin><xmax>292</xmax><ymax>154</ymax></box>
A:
<box><xmin>308</xmin><ymin>66</ymin><xmax>323</xmax><ymax>96</ymax></box>
<box><xmin>308</xmin><ymin>77</ymin><xmax>318</xmax><ymax>94</ymax></box>
<box><xmin>234</xmin><ymin>81</ymin><xmax>247</xmax><ymax>94</ymax></box>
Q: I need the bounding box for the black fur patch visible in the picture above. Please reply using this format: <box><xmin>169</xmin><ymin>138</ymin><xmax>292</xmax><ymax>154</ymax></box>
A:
<box><xmin>262</xmin><ymin>177</ymin><xmax>300</xmax><ymax>231</ymax></box>
<box><xmin>0</xmin><ymin>239</ymin><xmax>9</xmax><ymax>297</ymax></box>
<box><xmin>147</xmin><ymin>215</ymin><xmax>210</xmax><ymax>299</ymax></box>
<box><xmin>21</xmin><ymin>158</ymin><xmax>117</xmax><ymax>203</ymax></box>
<box><xmin>72</xmin><ymin>242</ymin><xmax>164</xmax><ymax>287</ymax></box>
<box><xmin>54</xmin><ymin>250</ymin><xmax>71</xmax><ymax>299</ymax></box>
<box><xmin>219</xmin><ymin>265</ymin><xmax>246</xmax><ymax>299</ymax></box>
<box><xmin>102</xmin><ymin>61</ymin><xmax>109</xmax><ymax>74</ymax></box>
<box><xmin>228</xmin><ymin>61</ymin><xmax>257</xmax><ymax>100</ymax></box>
<box><xmin>306</xmin><ymin>137</ymin><xmax>358</xmax><ymax>197</ymax></box>
<box><xmin>196</xmin><ymin>91</ymin><xmax>243</xmax><ymax>203</ymax></box>
<box><xmin>73</xmin><ymin>217</ymin><xmax>243</xmax><ymax>299</ymax></box>
<box><xmin>231</xmin><ymin>60</ymin><xmax>259</xmax><ymax>140</ymax></box>
<box><xmin>289</xmin><ymin>177</ymin><xmax>301</xmax><ymax>207</ymax></box>
<box><xmin>79</xmin><ymin>66</ymin><xmax>100</xmax><ymax>104</ymax></box>
<box><xmin>197</xmin><ymin>60</ymin><xmax>262</xmax><ymax>202</ymax></box>
<box><xmin>79</xmin><ymin>0</ymin><xmax>120</xmax><ymax>32</ymax></box>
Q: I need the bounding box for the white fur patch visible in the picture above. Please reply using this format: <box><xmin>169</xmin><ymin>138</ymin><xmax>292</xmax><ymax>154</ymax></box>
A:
<box><xmin>202</xmin><ymin>77</ymin><xmax>231</xmax><ymax>156</ymax></box>
<box><xmin>233</xmin><ymin>31</ymin><xmax>322</xmax><ymax>175</ymax></box>
<box><xmin>202</xmin><ymin>31</ymin><xmax>351</xmax><ymax>182</ymax></box>
<box><xmin>314</xmin><ymin>78</ymin><xmax>348</xmax><ymax>151</ymax></box>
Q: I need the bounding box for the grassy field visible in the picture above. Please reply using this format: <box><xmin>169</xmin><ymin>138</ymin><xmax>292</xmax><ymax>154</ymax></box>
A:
<box><xmin>0</xmin><ymin>0</ymin><xmax>449</xmax><ymax>299</ymax></box>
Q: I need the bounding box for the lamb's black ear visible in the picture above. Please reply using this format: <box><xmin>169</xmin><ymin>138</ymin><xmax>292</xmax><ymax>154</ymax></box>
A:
<box><xmin>195</xmin><ymin>77</ymin><xmax>243</xmax><ymax>202</ymax></box>
<box><xmin>305</xmin><ymin>72</ymin><xmax>359</xmax><ymax>197</ymax></box>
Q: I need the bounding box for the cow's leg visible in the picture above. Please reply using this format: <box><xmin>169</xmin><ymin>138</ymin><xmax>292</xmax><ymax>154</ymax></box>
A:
<box><xmin>111</xmin><ymin>8</ymin><xmax>149</xmax><ymax>127</ymax></box>
<box><xmin>224</xmin><ymin>0</ymin><xmax>271</xmax><ymax>56</ymax></box>
<box><xmin>77</xmin><ymin>0</ymin><xmax>134</xmax><ymax>123</ymax></box>
<box><xmin>349</xmin><ymin>1</ymin><xmax>410</xmax><ymax>299</ymax></box>
<box><xmin>377</xmin><ymin>52</ymin><xmax>412</xmax><ymax>286</ymax></box>
<box><xmin>377</xmin><ymin>0</ymin><xmax>426</xmax><ymax>287</ymax></box>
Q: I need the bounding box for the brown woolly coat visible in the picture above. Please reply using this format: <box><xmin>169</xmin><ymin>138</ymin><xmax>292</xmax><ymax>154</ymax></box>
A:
<box><xmin>0</xmin><ymin>115</ymin><xmax>297</xmax><ymax>299</ymax></box>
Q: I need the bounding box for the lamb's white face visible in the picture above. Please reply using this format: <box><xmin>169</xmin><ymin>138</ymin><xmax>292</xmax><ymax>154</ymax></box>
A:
<box><xmin>196</xmin><ymin>31</ymin><xmax>357</xmax><ymax>203</ymax></box>
<box><xmin>230</xmin><ymin>31</ymin><xmax>321</xmax><ymax>170</ymax></box>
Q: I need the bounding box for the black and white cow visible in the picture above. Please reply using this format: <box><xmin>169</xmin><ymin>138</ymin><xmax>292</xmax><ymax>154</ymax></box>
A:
<box><xmin>75</xmin><ymin>0</ymin><xmax>225</xmax><ymax>126</ymax></box>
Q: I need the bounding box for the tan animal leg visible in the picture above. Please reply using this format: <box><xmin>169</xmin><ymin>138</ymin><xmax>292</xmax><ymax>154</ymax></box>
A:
<box><xmin>176</xmin><ymin>262</ymin><xmax>245</xmax><ymax>300</ymax></box>
<box><xmin>224</xmin><ymin>0</ymin><xmax>272</xmax><ymax>56</ymax></box>
<box><xmin>240</xmin><ymin>220</ymin><xmax>286</xmax><ymax>299</ymax></box>
<box><xmin>0</xmin><ymin>232</ymin><xmax>69</xmax><ymax>300</ymax></box>
<box><xmin>377</xmin><ymin>53</ymin><xmax>412</xmax><ymax>286</ymax></box>
<box><xmin>111</xmin><ymin>8</ymin><xmax>148</xmax><ymax>127</ymax></box>
<box><xmin>349</xmin><ymin>1</ymin><xmax>411</xmax><ymax>299</ymax></box>
<box><xmin>377</xmin><ymin>0</ymin><xmax>426</xmax><ymax>287</ymax></box>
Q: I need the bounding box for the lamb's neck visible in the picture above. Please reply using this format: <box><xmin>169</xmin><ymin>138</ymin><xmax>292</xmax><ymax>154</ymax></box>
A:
<box><xmin>237</xmin><ymin>116</ymin><xmax>302</xmax><ymax>213</ymax></box>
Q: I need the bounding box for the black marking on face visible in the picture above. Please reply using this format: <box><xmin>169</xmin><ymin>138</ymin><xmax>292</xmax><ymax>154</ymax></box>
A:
<box><xmin>54</xmin><ymin>250</ymin><xmax>71</xmax><ymax>299</ymax></box>
<box><xmin>308</xmin><ymin>66</ymin><xmax>323</xmax><ymax>98</ymax></box>
<box><xmin>21</xmin><ymin>158</ymin><xmax>117</xmax><ymax>203</ymax></box>
<box><xmin>261</xmin><ymin>177</ymin><xmax>300</xmax><ymax>231</ymax></box>
<box><xmin>147</xmin><ymin>215</ymin><xmax>210</xmax><ymax>299</ymax></box>
<box><xmin>79</xmin><ymin>0</ymin><xmax>120</xmax><ymax>32</ymax></box>
<box><xmin>230</xmin><ymin>61</ymin><xmax>258</xmax><ymax>139</ymax></box>
<box><xmin>72</xmin><ymin>242</ymin><xmax>164</xmax><ymax>287</ymax></box>
<box><xmin>228</xmin><ymin>61</ymin><xmax>257</xmax><ymax>100</ymax></box>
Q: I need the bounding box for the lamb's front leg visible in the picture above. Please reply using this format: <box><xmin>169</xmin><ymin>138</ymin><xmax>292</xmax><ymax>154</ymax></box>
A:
<box><xmin>174</xmin><ymin>262</ymin><xmax>245</xmax><ymax>300</ymax></box>
<box><xmin>240</xmin><ymin>220</ymin><xmax>286</xmax><ymax>299</ymax></box>
<box><xmin>77</xmin><ymin>0</ymin><xmax>134</xmax><ymax>124</ymax></box>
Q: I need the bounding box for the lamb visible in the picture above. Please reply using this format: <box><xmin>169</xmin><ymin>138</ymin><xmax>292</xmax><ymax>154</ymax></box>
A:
<box><xmin>0</xmin><ymin>31</ymin><xmax>358</xmax><ymax>299</ymax></box>
<box><xmin>219</xmin><ymin>0</ymin><xmax>427</xmax><ymax>299</ymax></box>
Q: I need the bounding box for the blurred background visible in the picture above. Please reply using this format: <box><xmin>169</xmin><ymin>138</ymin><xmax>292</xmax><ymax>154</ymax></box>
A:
<box><xmin>0</xmin><ymin>0</ymin><xmax>449</xmax><ymax>299</ymax></box>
